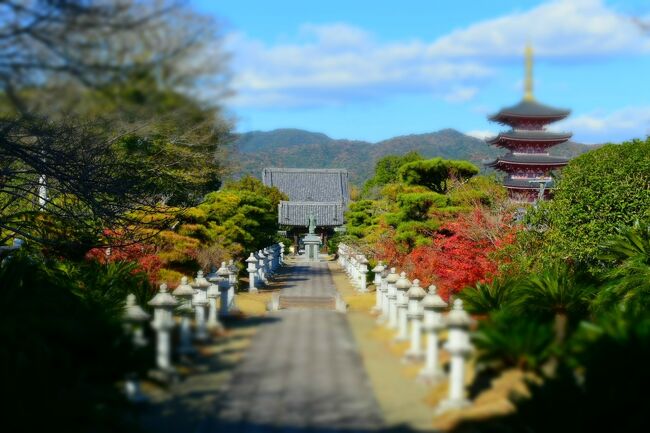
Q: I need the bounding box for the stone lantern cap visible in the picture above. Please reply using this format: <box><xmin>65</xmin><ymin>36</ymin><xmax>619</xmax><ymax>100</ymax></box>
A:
<box><xmin>193</xmin><ymin>270</ymin><xmax>210</xmax><ymax>289</ymax></box>
<box><xmin>406</xmin><ymin>279</ymin><xmax>427</xmax><ymax>299</ymax></box>
<box><xmin>395</xmin><ymin>272</ymin><xmax>412</xmax><ymax>291</ymax></box>
<box><xmin>386</xmin><ymin>268</ymin><xmax>399</xmax><ymax>284</ymax></box>
<box><xmin>217</xmin><ymin>262</ymin><xmax>230</xmax><ymax>277</ymax></box>
<box><xmin>446</xmin><ymin>299</ymin><xmax>471</xmax><ymax>327</ymax></box>
<box><xmin>207</xmin><ymin>283</ymin><xmax>220</xmax><ymax>298</ymax></box>
<box><xmin>149</xmin><ymin>284</ymin><xmax>178</xmax><ymax>307</ymax></box>
<box><xmin>228</xmin><ymin>260</ymin><xmax>238</xmax><ymax>273</ymax></box>
<box><xmin>421</xmin><ymin>285</ymin><xmax>448</xmax><ymax>310</ymax></box>
<box><xmin>172</xmin><ymin>277</ymin><xmax>195</xmax><ymax>298</ymax></box>
<box><xmin>258</xmin><ymin>250</ymin><xmax>267</xmax><ymax>258</ymax></box>
<box><xmin>124</xmin><ymin>294</ymin><xmax>150</xmax><ymax>322</ymax></box>
<box><xmin>246</xmin><ymin>253</ymin><xmax>258</xmax><ymax>263</ymax></box>
<box><xmin>359</xmin><ymin>256</ymin><xmax>369</xmax><ymax>265</ymax></box>
<box><xmin>371</xmin><ymin>262</ymin><xmax>384</xmax><ymax>273</ymax></box>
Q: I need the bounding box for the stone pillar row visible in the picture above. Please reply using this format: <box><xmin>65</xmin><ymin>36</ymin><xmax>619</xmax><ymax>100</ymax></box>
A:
<box><xmin>337</xmin><ymin>243</ymin><xmax>369</xmax><ymax>293</ymax></box>
<box><xmin>344</xmin><ymin>256</ymin><xmax>475</xmax><ymax>415</ymax></box>
<box><xmin>121</xmin><ymin>245</ymin><xmax>287</xmax><ymax>399</ymax></box>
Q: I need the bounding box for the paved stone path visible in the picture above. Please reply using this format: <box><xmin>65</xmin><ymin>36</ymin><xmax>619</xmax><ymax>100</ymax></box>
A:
<box><xmin>201</xmin><ymin>258</ymin><xmax>384</xmax><ymax>432</ymax></box>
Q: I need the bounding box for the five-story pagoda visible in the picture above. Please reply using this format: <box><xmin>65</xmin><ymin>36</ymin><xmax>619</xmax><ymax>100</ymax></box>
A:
<box><xmin>485</xmin><ymin>44</ymin><xmax>571</xmax><ymax>202</ymax></box>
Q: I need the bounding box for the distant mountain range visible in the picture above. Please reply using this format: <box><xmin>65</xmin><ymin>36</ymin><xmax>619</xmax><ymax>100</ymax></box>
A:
<box><xmin>229</xmin><ymin>128</ymin><xmax>594</xmax><ymax>185</ymax></box>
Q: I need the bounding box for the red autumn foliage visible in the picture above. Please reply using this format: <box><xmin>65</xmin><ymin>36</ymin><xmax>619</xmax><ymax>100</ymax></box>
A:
<box><xmin>86</xmin><ymin>230</ymin><xmax>162</xmax><ymax>283</ymax></box>
<box><xmin>401</xmin><ymin>207</ymin><xmax>518</xmax><ymax>300</ymax></box>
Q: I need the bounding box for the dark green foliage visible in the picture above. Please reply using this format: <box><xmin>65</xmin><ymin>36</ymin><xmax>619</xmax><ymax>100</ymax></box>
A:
<box><xmin>396</xmin><ymin>192</ymin><xmax>449</xmax><ymax>220</ymax></box>
<box><xmin>344</xmin><ymin>200</ymin><xmax>379</xmax><ymax>238</ymax></box>
<box><xmin>398</xmin><ymin>158</ymin><xmax>479</xmax><ymax>193</ymax></box>
<box><xmin>0</xmin><ymin>252</ymin><xmax>149</xmax><ymax>432</ymax></box>
<box><xmin>362</xmin><ymin>151</ymin><xmax>423</xmax><ymax>195</ymax></box>
<box><xmin>531</xmin><ymin>138</ymin><xmax>650</xmax><ymax>264</ymax></box>
<box><xmin>474</xmin><ymin>310</ymin><xmax>556</xmax><ymax>371</ymax></box>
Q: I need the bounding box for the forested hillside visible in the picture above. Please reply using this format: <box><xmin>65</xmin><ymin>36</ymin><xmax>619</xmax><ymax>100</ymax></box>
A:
<box><xmin>231</xmin><ymin>128</ymin><xmax>592</xmax><ymax>184</ymax></box>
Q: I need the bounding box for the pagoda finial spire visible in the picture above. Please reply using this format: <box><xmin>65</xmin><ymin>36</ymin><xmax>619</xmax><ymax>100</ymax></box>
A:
<box><xmin>524</xmin><ymin>42</ymin><xmax>534</xmax><ymax>101</ymax></box>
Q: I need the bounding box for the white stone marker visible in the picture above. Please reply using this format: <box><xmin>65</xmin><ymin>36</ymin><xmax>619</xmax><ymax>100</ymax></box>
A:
<box><xmin>148</xmin><ymin>284</ymin><xmax>177</xmax><ymax>372</ymax></box>
<box><xmin>418</xmin><ymin>284</ymin><xmax>448</xmax><ymax>383</ymax></box>
<box><xmin>437</xmin><ymin>299</ymin><xmax>473</xmax><ymax>414</ymax></box>
<box><xmin>246</xmin><ymin>253</ymin><xmax>258</xmax><ymax>293</ymax></box>
<box><xmin>172</xmin><ymin>276</ymin><xmax>195</xmax><ymax>355</ymax></box>
<box><xmin>395</xmin><ymin>272</ymin><xmax>411</xmax><ymax>341</ymax></box>
<box><xmin>206</xmin><ymin>282</ymin><xmax>223</xmax><ymax>331</ymax></box>
<box><xmin>279</xmin><ymin>242</ymin><xmax>285</xmax><ymax>264</ymax></box>
<box><xmin>217</xmin><ymin>262</ymin><xmax>231</xmax><ymax>316</ymax></box>
<box><xmin>257</xmin><ymin>251</ymin><xmax>267</xmax><ymax>284</ymax></box>
<box><xmin>358</xmin><ymin>256</ymin><xmax>369</xmax><ymax>293</ymax></box>
<box><xmin>192</xmin><ymin>289</ymin><xmax>209</xmax><ymax>342</ymax></box>
<box><xmin>404</xmin><ymin>280</ymin><xmax>427</xmax><ymax>362</ymax></box>
<box><xmin>386</xmin><ymin>268</ymin><xmax>400</xmax><ymax>329</ymax></box>
<box><xmin>370</xmin><ymin>261</ymin><xmax>385</xmax><ymax>313</ymax></box>
<box><xmin>124</xmin><ymin>293</ymin><xmax>150</xmax><ymax>347</ymax></box>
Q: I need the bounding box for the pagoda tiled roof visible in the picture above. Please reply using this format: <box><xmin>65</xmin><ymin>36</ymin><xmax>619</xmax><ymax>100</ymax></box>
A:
<box><xmin>487</xmin><ymin>130</ymin><xmax>572</xmax><ymax>144</ymax></box>
<box><xmin>262</xmin><ymin>168</ymin><xmax>350</xmax><ymax>205</ymax></box>
<box><xmin>490</xmin><ymin>99</ymin><xmax>570</xmax><ymax>123</ymax></box>
<box><xmin>485</xmin><ymin>153</ymin><xmax>569</xmax><ymax>167</ymax></box>
<box><xmin>503</xmin><ymin>178</ymin><xmax>556</xmax><ymax>189</ymax></box>
<box><xmin>278</xmin><ymin>201</ymin><xmax>345</xmax><ymax>227</ymax></box>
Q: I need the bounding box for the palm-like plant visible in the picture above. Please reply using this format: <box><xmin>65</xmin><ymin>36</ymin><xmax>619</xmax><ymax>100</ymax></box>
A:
<box><xmin>459</xmin><ymin>275</ymin><xmax>519</xmax><ymax>315</ymax></box>
<box><xmin>515</xmin><ymin>263</ymin><xmax>595</xmax><ymax>344</ymax></box>
<box><xmin>595</xmin><ymin>221</ymin><xmax>650</xmax><ymax>315</ymax></box>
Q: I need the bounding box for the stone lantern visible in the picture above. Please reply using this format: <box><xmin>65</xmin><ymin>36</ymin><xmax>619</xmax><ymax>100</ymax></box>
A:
<box><xmin>358</xmin><ymin>256</ymin><xmax>369</xmax><ymax>293</ymax></box>
<box><xmin>246</xmin><ymin>253</ymin><xmax>258</xmax><ymax>293</ymax></box>
<box><xmin>395</xmin><ymin>272</ymin><xmax>412</xmax><ymax>341</ymax></box>
<box><xmin>404</xmin><ymin>280</ymin><xmax>426</xmax><ymax>362</ymax></box>
<box><xmin>418</xmin><ymin>284</ymin><xmax>448</xmax><ymax>383</ymax></box>
<box><xmin>206</xmin><ymin>281</ymin><xmax>223</xmax><ymax>331</ymax></box>
<box><xmin>279</xmin><ymin>242</ymin><xmax>285</xmax><ymax>264</ymax></box>
<box><xmin>437</xmin><ymin>299</ymin><xmax>473</xmax><ymax>413</ymax></box>
<box><xmin>370</xmin><ymin>261</ymin><xmax>385</xmax><ymax>313</ymax></box>
<box><xmin>227</xmin><ymin>259</ymin><xmax>239</xmax><ymax>310</ymax></box>
<box><xmin>172</xmin><ymin>276</ymin><xmax>195</xmax><ymax>355</ymax></box>
<box><xmin>124</xmin><ymin>293</ymin><xmax>150</xmax><ymax>347</ymax></box>
<box><xmin>385</xmin><ymin>268</ymin><xmax>400</xmax><ymax>329</ymax></box>
<box><xmin>376</xmin><ymin>266</ymin><xmax>390</xmax><ymax>323</ymax></box>
<box><xmin>263</xmin><ymin>248</ymin><xmax>273</xmax><ymax>276</ymax></box>
<box><xmin>148</xmin><ymin>283</ymin><xmax>177</xmax><ymax>372</ymax></box>
<box><xmin>217</xmin><ymin>261</ymin><xmax>231</xmax><ymax>316</ymax></box>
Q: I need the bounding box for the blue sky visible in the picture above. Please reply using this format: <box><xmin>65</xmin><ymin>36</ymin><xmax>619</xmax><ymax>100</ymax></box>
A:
<box><xmin>194</xmin><ymin>0</ymin><xmax>650</xmax><ymax>144</ymax></box>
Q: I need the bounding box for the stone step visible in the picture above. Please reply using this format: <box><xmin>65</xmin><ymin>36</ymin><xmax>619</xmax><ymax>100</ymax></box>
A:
<box><xmin>278</xmin><ymin>295</ymin><xmax>336</xmax><ymax>310</ymax></box>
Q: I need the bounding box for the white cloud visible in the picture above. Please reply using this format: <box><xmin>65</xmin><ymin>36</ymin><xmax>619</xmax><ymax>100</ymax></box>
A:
<box><xmin>556</xmin><ymin>106</ymin><xmax>650</xmax><ymax>143</ymax></box>
<box><xmin>220</xmin><ymin>0</ymin><xmax>650</xmax><ymax>108</ymax></box>
<box><xmin>465</xmin><ymin>130</ymin><xmax>497</xmax><ymax>140</ymax></box>
<box><xmin>428</xmin><ymin>0</ymin><xmax>650</xmax><ymax>58</ymax></box>
<box><xmin>444</xmin><ymin>87</ymin><xmax>479</xmax><ymax>103</ymax></box>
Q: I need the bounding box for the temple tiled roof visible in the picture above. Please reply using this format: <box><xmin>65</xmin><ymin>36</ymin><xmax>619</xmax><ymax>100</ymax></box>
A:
<box><xmin>490</xmin><ymin>99</ymin><xmax>570</xmax><ymax>124</ymax></box>
<box><xmin>262</xmin><ymin>168</ymin><xmax>350</xmax><ymax>205</ymax></box>
<box><xmin>278</xmin><ymin>201</ymin><xmax>345</xmax><ymax>227</ymax></box>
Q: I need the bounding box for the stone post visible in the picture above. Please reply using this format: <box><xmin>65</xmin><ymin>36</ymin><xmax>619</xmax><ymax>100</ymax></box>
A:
<box><xmin>358</xmin><ymin>256</ymin><xmax>369</xmax><ymax>293</ymax></box>
<box><xmin>404</xmin><ymin>280</ymin><xmax>426</xmax><ymax>362</ymax></box>
<box><xmin>386</xmin><ymin>268</ymin><xmax>400</xmax><ymax>329</ymax></box>
<box><xmin>279</xmin><ymin>242</ymin><xmax>285</xmax><ymax>265</ymax></box>
<box><xmin>246</xmin><ymin>253</ymin><xmax>258</xmax><ymax>293</ymax></box>
<box><xmin>192</xmin><ymin>289</ymin><xmax>209</xmax><ymax>342</ymax></box>
<box><xmin>206</xmin><ymin>282</ymin><xmax>223</xmax><ymax>331</ymax></box>
<box><xmin>395</xmin><ymin>272</ymin><xmax>411</xmax><ymax>341</ymax></box>
<box><xmin>124</xmin><ymin>293</ymin><xmax>150</xmax><ymax>347</ymax></box>
<box><xmin>257</xmin><ymin>251</ymin><xmax>267</xmax><ymax>284</ymax></box>
<box><xmin>217</xmin><ymin>262</ymin><xmax>230</xmax><ymax>316</ymax></box>
<box><xmin>148</xmin><ymin>284</ymin><xmax>177</xmax><ymax>372</ymax></box>
<box><xmin>418</xmin><ymin>285</ymin><xmax>448</xmax><ymax>383</ymax></box>
<box><xmin>123</xmin><ymin>293</ymin><xmax>151</xmax><ymax>403</ymax></box>
<box><xmin>437</xmin><ymin>299</ymin><xmax>473</xmax><ymax>413</ymax></box>
<box><xmin>370</xmin><ymin>261</ymin><xmax>385</xmax><ymax>313</ymax></box>
<box><xmin>172</xmin><ymin>277</ymin><xmax>196</xmax><ymax>355</ymax></box>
